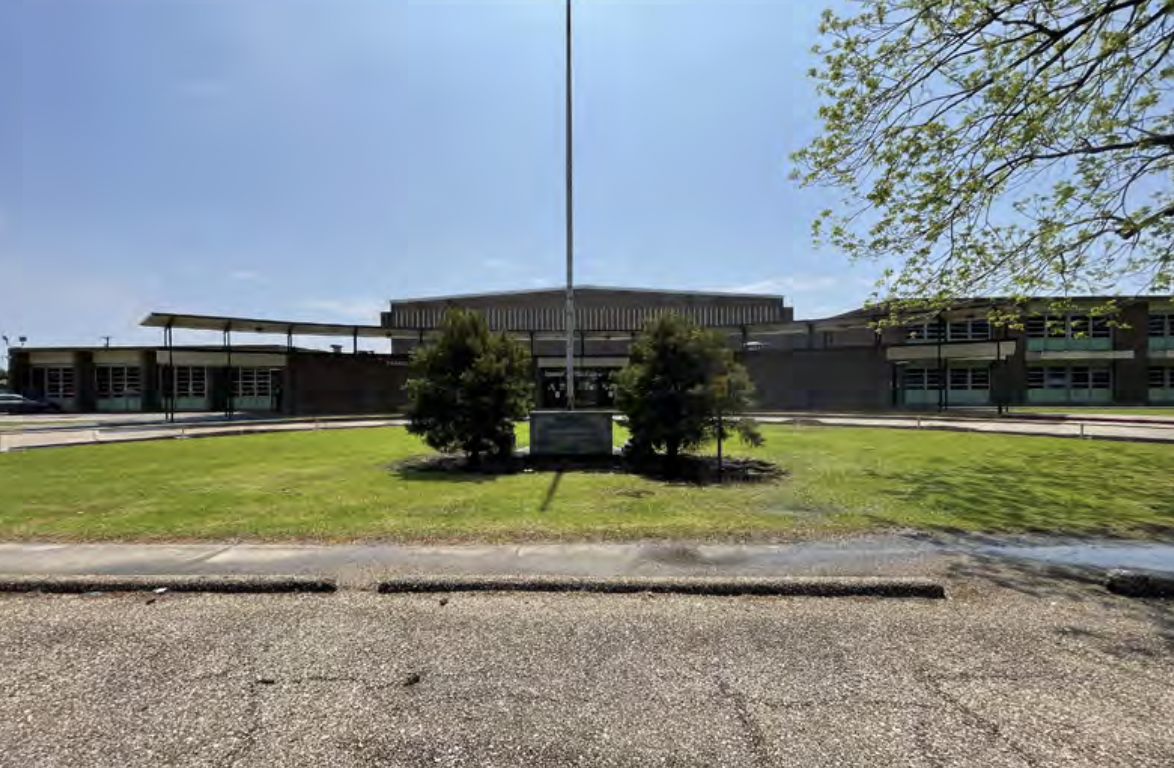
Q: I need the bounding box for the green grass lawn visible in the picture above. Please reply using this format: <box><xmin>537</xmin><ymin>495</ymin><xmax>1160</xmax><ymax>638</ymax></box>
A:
<box><xmin>1009</xmin><ymin>407</ymin><xmax>1174</xmax><ymax>416</ymax></box>
<box><xmin>1</xmin><ymin>425</ymin><xmax>1173</xmax><ymax>542</ymax></box>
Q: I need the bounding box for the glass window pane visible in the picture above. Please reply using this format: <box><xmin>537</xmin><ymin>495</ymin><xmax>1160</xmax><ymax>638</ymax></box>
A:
<box><xmin>1149</xmin><ymin>367</ymin><xmax>1167</xmax><ymax>388</ymax></box>
<box><xmin>1148</xmin><ymin>315</ymin><xmax>1168</xmax><ymax>337</ymax></box>
<box><xmin>1070</xmin><ymin>367</ymin><xmax>1090</xmax><ymax>387</ymax></box>
<box><xmin>1025</xmin><ymin>317</ymin><xmax>1047</xmax><ymax>338</ymax></box>
<box><xmin>1091</xmin><ymin>369</ymin><xmax>1112</xmax><ymax>389</ymax></box>
<box><xmin>1027</xmin><ymin>367</ymin><xmax>1045</xmax><ymax>388</ymax></box>
<box><xmin>925</xmin><ymin>369</ymin><xmax>942</xmax><ymax>390</ymax></box>
<box><xmin>949</xmin><ymin>368</ymin><xmax>969</xmax><ymax>389</ymax></box>
<box><xmin>1045</xmin><ymin>368</ymin><xmax>1069</xmax><ymax>389</ymax></box>
<box><xmin>970</xmin><ymin>368</ymin><xmax>990</xmax><ymax>389</ymax></box>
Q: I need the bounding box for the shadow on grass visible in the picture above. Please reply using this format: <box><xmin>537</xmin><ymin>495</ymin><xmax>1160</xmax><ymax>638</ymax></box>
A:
<box><xmin>878</xmin><ymin>455</ymin><xmax>1174</xmax><ymax>535</ymax></box>
<box><xmin>388</xmin><ymin>452</ymin><xmax>787</xmax><ymax>488</ymax></box>
<box><xmin>539</xmin><ymin>470</ymin><xmax>564</xmax><ymax>513</ymax></box>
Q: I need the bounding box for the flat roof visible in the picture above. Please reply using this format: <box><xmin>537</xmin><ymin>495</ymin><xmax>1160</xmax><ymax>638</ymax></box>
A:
<box><xmin>389</xmin><ymin>284</ymin><xmax>786</xmax><ymax>304</ymax></box>
<box><xmin>141</xmin><ymin>312</ymin><xmax>393</xmax><ymax>338</ymax></box>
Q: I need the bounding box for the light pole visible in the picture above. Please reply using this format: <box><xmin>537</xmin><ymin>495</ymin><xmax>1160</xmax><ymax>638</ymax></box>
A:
<box><xmin>563</xmin><ymin>0</ymin><xmax>576</xmax><ymax>410</ymax></box>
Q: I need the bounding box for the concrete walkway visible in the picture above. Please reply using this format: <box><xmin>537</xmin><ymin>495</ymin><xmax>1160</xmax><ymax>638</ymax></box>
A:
<box><xmin>3</xmin><ymin>537</ymin><xmax>1173</xmax><ymax>581</ymax></box>
<box><xmin>0</xmin><ymin>539</ymin><xmax>954</xmax><ymax>580</ymax></box>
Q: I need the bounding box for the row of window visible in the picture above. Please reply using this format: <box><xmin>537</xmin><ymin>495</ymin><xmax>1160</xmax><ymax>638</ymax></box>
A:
<box><xmin>1026</xmin><ymin>366</ymin><xmax>1112</xmax><ymax>390</ymax></box>
<box><xmin>27</xmin><ymin>366</ymin><xmax>278</xmax><ymax>400</ymax></box>
<box><xmin>903</xmin><ymin>365</ymin><xmax>1150</xmax><ymax>391</ymax></box>
<box><xmin>1024</xmin><ymin>315</ymin><xmax>1111</xmax><ymax>339</ymax></box>
<box><xmin>902</xmin><ymin>367</ymin><xmax>990</xmax><ymax>391</ymax></box>
<box><xmin>1150</xmin><ymin>367</ymin><xmax>1174</xmax><ymax>389</ymax></box>
<box><xmin>1149</xmin><ymin>314</ymin><xmax>1174</xmax><ymax>337</ymax></box>
<box><xmin>905</xmin><ymin>313</ymin><xmax>1174</xmax><ymax>342</ymax></box>
<box><xmin>905</xmin><ymin>319</ymin><xmax>991</xmax><ymax>343</ymax></box>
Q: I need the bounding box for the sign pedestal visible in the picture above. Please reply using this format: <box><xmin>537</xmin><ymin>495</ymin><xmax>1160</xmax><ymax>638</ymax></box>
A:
<box><xmin>529</xmin><ymin>410</ymin><xmax>614</xmax><ymax>456</ymax></box>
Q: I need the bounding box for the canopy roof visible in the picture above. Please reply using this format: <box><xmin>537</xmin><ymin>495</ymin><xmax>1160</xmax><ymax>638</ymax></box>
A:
<box><xmin>141</xmin><ymin>312</ymin><xmax>392</xmax><ymax>338</ymax></box>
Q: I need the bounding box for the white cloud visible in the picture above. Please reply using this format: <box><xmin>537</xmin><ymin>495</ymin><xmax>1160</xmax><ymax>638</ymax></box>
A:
<box><xmin>299</xmin><ymin>298</ymin><xmax>384</xmax><ymax>322</ymax></box>
<box><xmin>723</xmin><ymin>275</ymin><xmax>839</xmax><ymax>295</ymax></box>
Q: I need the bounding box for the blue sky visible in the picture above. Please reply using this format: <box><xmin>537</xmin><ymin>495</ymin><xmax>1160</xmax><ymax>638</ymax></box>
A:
<box><xmin>1</xmin><ymin>0</ymin><xmax>874</xmax><ymax>349</ymax></box>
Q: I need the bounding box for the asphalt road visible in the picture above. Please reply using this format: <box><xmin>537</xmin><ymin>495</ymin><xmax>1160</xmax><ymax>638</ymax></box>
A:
<box><xmin>1</xmin><ymin>564</ymin><xmax>1171</xmax><ymax>767</ymax></box>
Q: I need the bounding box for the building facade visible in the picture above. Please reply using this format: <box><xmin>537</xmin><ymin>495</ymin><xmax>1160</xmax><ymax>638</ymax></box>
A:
<box><xmin>7</xmin><ymin>288</ymin><xmax>1174</xmax><ymax>414</ymax></box>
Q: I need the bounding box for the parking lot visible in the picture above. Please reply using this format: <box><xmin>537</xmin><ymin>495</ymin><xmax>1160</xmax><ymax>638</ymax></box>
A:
<box><xmin>1</xmin><ymin>564</ymin><xmax>1171</xmax><ymax>768</ymax></box>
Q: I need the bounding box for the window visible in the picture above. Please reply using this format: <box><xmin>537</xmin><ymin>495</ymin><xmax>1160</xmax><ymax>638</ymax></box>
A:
<box><xmin>904</xmin><ymin>323</ymin><xmax>943</xmax><ymax>343</ymax></box>
<box><xmin>234</xmin><ymin>367</ymin><xmax>273</xmax><ymax>398</ymax></box>
<box><xmin>1151</xmin><ymin>367</ymin><xmax>1173</xmax><ymax>388</ymax></box>
<box><xmin>32</xmin><ymin>366</ymin><xmax>76</xmax><ymax>398</ymax></box>
<box><xmin>95</xmin><ymin>366</ymin><xmax>141</xmax><ymax>398</ymax></box>
<box><xmin>905</xmin><ymin>319</ymin><xmax>990</xmax><ymax>343</ymax></box>
<box><xmin>165</xmin><ymin>366</ymin><xmax>206</xmax><ymax>398</ymax></box>
<box><xmin>1028</xmin><ymin>366</ymin><xmax>1112</xmax><ymax>390</ymax></box>
<box><xmin>1026</xmin><ymin>314</ymin><xmax>1110</xmax><ymax>339</ymax></box>
<box><xmin>970</xmin><ymin>367</ymin><xmax>990</xmax><ymax>389</ymax></box>
<box><xmin>902</xmin><ymin>367</ymin><xmax>942</xmax><ymax>390</ymax></box>
<box><xmin>1149</xmin><ymin>314</ymin><xmax>1173</xmax><ymax>337</ymax></box>
<box><xmin>947</xmin><ymin>319</ymin><xmax>991</xmax><ymax>342</ymax></box>
<box><xmin>1045</xmin><ymin>368</ymin><xmax>1069</xmax><ymax>389</ymax></box>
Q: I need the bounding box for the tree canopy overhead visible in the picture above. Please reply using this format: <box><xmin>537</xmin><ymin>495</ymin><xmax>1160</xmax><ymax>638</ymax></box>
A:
<box><xmin>794</xmin><ymin>0</ymin><xmax>1174</xmax><ymax>315</ymax></box>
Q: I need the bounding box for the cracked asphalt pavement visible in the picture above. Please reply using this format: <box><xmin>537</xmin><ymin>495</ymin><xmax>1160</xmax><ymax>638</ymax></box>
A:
<box><xmin>1</xmin><ymin>567</ymin><xmax>1172</xmax><ymax>767</ymax></box>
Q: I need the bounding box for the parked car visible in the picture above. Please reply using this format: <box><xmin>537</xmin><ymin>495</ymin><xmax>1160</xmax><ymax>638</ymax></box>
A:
<box><xmin>0</xmin><ymin>393</ymin><xmax>63</xmax><ymax>414</ymax></box>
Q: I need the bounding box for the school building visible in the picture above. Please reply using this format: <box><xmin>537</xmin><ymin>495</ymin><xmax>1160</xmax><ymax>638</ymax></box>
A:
<box><xmin>7</xmin><ymin>287</ymin><xmax>1174</xmax><ymax>414</ymax></box>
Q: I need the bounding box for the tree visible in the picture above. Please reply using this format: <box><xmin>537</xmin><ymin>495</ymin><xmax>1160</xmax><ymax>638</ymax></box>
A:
<box><xmin>615</xmin><ymin>314</ymin><xmax>761</xmax><ymax>466</ymax></box>
<box><xmin>793</xmin><ymin>1</ymin><xmax>1174</xmax><ymax>319</ymax></box>
<box><xmin>405</xmin><ymin>308</ymin><xmax>534</xmax><ymax>465</ymax></box>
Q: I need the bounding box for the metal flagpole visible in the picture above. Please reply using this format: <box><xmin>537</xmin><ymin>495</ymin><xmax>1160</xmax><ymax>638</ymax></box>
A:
<box><xmin>564</xmin><ymin>0</ymin><xmax>576</xmax><ymax>410</ymax></box>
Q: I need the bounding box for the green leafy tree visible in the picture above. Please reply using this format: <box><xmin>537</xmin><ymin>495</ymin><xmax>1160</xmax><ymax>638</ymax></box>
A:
<box><xmin>615</xmin><ymin>314</ymin><xmax>761</xmax><ymax>465</ymax></box>
<box><xmin>406</xmin><ymin>308</ymin><xmax>534</xmax><ymax>464</ymax></box>
<box><xmin>793</xmin><ymin>0</ymin><xmax>1174</xmax><ymax>318</ymax></box>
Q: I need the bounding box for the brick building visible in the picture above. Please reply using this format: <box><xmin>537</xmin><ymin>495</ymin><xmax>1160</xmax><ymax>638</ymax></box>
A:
<box><xmin>7</xmin><ymin>287</ymin><xmax>1174</xmax><ymax>414</ymax></box>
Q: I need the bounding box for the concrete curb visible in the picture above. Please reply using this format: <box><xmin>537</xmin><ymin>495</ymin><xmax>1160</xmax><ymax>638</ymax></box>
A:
<box><xmin>1106</xmin><ymin>569</ymin><xmax>1174</xmax><ymax>598</ymax></box>
<box><xmin>0</xmin><ymin>574</ymin><xmax>337</xmax><ymax>594</ymax></box>
<box><xmin>376</xmin><ymin>575</ymin><xmax>947</xmax><ymax>599</ymax></box>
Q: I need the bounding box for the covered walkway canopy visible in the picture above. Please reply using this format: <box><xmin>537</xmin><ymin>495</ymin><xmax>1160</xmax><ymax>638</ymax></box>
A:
<box><xmin>141</xmin><ymin>312</ymin><xmax>392</xmax><ymax>341</ymax></box>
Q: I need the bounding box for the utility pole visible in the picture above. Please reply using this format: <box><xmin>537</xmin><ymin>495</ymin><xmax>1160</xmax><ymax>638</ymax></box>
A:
<box><xmin>563</xmin><ymin>0</ymin><xmax>576</xmax><ymax>410</ymax></box>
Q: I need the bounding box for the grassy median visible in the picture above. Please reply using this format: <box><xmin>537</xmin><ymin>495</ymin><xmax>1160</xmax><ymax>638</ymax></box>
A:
<box><xmin>1</xmin><ymin>425</ymin><xmax>1172</xmax><ymax>541</ymax></box>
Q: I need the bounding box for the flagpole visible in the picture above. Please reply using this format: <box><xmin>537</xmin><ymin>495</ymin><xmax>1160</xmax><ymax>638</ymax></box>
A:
<box><xmin>563</xmin><ymin>0</ymin><xmax>576</xmax><ymax>410</ymax></box>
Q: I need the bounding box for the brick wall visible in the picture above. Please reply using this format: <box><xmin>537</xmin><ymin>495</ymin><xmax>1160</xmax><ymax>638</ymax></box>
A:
<box><xmin>287</xmin><ymin>352</ymin><xmax>410</xmax><ymax>415</ymax></box>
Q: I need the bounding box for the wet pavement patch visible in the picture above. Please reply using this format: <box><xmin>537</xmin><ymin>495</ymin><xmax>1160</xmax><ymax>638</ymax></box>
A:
<box><xmin>1105</xmin><ymin>569</ymin><xmax>1174</xmax><ymax>598</ymax></box>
